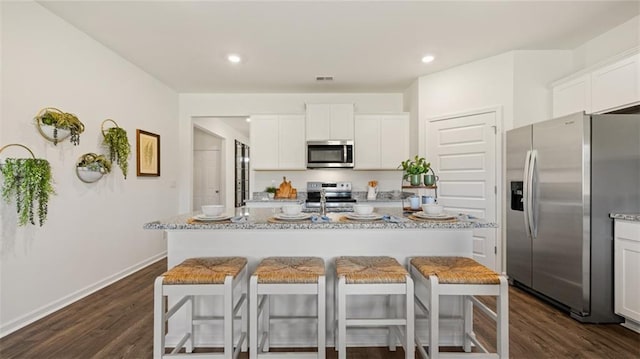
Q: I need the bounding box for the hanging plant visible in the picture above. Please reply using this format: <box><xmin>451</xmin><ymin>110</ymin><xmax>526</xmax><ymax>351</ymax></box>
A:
<box><xmin>0</xmin><ymin>153</ymin><xmax>55</xmax><ymax>226</ymax></box>
<box><xmin>102</xmin><ymin>120</ymin><xmax>130</xmax><ymax>179</ymax></box>
<box><xmin>35</xmin><ymin>107</ymin><xmax>85</xmax><ymax>146</ymax></box>
<box><xmin>77</xmin><ymin>153</ymin><xmax>112</xmax><ymax>174</ymax></box>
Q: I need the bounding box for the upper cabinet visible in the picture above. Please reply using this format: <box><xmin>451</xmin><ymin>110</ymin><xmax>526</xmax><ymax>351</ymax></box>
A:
<box><xmin>354</xmin><ymin>113</ymin><xmax>409</xmax><ymax>170</ymax></box>
<box><xmin>305</xmin><ymin>103</ymin><xmax>354</xmax><ymax>141</ymax></box>
<box><xmin>250</xmin><ymin>114</ymin><xmax>306</xmax><ymax>170</ymax></box>
<box><xmin>553</xmin><ymin>51</ymin><xmax>639</xmax><ymax>117</ymax></box>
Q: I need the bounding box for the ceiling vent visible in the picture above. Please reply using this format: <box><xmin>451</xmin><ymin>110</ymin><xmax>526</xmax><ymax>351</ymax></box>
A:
<box><xmin>315</xmin><ymin>76</ymin><xmax>334</xmax><ymax>81</ymax></box>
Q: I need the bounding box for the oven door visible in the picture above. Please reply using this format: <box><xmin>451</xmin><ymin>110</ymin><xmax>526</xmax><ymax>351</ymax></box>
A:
<box><xmin>307</xmin><ymin>141</ymin><xmax>353</xmax><ymax>168</ymax></box>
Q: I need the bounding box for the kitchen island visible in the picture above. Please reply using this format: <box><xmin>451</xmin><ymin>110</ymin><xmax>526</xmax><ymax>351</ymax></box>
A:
<box><xmin>145</xmin><ymin>208</ymin><xmax>497</xmax><ymax>348</ymax></box>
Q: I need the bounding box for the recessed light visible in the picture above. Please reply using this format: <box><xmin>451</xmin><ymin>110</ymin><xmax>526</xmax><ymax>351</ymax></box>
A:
<box><xmin>421</xmin><ymin>55</ymin><xmax>435</xmax><ymax>64</ymax></box>
<box><xmin>228</xmin><ymin>54</ymin><xmax>241</xmax><ymax>63</ymax></box>
<box><xmin>246</xmin><ymin>117</ymin><xmax>251</xmax><ymax>122</ymax></box>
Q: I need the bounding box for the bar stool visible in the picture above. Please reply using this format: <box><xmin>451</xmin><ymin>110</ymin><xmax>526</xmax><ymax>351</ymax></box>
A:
<box><xmin>335</xmin><ymin>256</ymin><xmax>415</xmax><ymax>359</ymax></box>
<box><xmin>153</xmin><ymin>257</ymin><xmax>248</xmax><ymax>359</ymax></box>
<box><xmin>249</xmin><ymin>257</ymin><xmax>326</xmax><ymax>359</ymax></box>
<box><xmin>410</xmin><ymin>256</ymin><xmax>508</xmax><ymax>359</ymax></box>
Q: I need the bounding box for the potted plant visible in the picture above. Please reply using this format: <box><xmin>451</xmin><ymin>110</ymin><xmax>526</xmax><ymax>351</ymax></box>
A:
<box><xmin>265</xmin><ymin>186</ymin><xmax>277</xmax><ymax>200</ymax></box>
<box><xmin>76</xmin><ymin>153</ymin><xmax>112</xmax><ymax>183</ymax></box>
<box><xmin>102</xmin><ymin>125</ymin><xmax>131</xmax><ymax>179</ymax></box>
<box><xmin>35</xmin><ymin>108</ymin><xmax>85</xmax><ymax>146</ymax></box>
<box><xmin>399</xmin><ymin>155</ymin><xmax>430</xmax><ymax>186</ymax></box>
<box><xmin>1</xmin><ymin>155</ymin><xmax>55</xmax><ymax>226</ymax></box>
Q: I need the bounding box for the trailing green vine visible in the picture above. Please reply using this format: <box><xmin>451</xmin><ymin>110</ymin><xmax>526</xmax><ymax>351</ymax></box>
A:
<box><xmin>77</xmin><ymin>153</ymin><xmax>112</xmax><ymax>173</ymax></box>
<box><xmin>1</xmin><ymin>158</ymin><xmax>55</xmax><ymax>226</ymax></box>
<box><xmin>103</xmin><ymin>127</ymin><xmax>130</xmax><ymax>179</ymax></box>
<box><xmin>37</xmin><ymin>108</ymin><xmax>85</xmax><ymax>145</ymax></box>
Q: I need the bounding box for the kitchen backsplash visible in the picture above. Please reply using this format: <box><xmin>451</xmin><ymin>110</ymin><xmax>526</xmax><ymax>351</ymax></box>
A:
<box><xmin>253</xmin><ymin>170</ymin><xmax>404</xmax><ymax>195</ymax></box>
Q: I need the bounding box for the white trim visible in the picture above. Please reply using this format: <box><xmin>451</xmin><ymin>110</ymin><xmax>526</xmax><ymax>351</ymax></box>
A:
<box><xmin>419</xmin><ymin>106</ymin><xmax>504</xmax><ymax>273</ymax></box>
<box><xmin>0</xmin><ymin>251</ymin><xmax>167</xmax><ymax>338</ymax></box>
<box><xmin>550</xmin><ymin>46</ymin><xmax>640</xmax><ymax>87</ymax></box>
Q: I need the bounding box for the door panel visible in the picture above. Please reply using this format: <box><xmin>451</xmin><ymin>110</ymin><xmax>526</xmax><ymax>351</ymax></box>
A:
<box><xmin>506</xmin><ymin>126</ymin><xmax>532</xmax><ymax>286</ymax></box>
<box><xmin>427</xmin><ymin>111</ymin><xmax>497</xmax><ymax>270</ymax></box>
<box><xmin>532</xmin><ymin>113</ymin><xmax>588</xmax><ymax>312</ymax></box>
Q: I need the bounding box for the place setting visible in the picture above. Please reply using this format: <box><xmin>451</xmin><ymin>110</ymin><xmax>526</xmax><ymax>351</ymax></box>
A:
<box><xmin>408</xmin><ymin>203</ymin><xmax>457</xmax><ymax>222</ymax></box>
<box><xmin>339</xmin><ymin>204</ymin><xmax>385</xmax><ymax>223</ymax></box>
<box><xmin>268</xmin><ymin>204</ymin><xmax>321</xmax><ymax>223</ymax></box>
<box><xmin>188</xmin><ymin>205</ymin><xmax>247</xmax><ymax>224</ymax></box>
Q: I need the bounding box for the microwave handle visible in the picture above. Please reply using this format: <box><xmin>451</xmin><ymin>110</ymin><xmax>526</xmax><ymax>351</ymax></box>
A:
<box><xmin>343</xmin><ymin>145</ymin><xmax>348</xmax><ymax>163</ymax></box>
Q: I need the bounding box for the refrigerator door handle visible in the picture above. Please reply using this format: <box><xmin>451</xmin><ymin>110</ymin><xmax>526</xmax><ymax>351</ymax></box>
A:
<box><xmin>527</xmin><ymin>149</ymin><xmax>538</xmax><ymax>238</ymax></box>
<box><xmin>523</xmin><ymin>150</ymin><xmax>532</xmax><ymax>239</ymax></box>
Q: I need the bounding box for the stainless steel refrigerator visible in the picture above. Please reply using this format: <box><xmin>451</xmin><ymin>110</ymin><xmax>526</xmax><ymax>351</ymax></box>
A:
<box><xmin>506</xmin><ymin>112</ymin><xmax>640</xmax><ymax>323</ymax></box>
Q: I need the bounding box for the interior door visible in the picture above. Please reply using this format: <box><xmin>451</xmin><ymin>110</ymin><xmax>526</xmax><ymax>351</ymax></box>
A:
<box><xmin>426</xmin><ymin>111</ymin><xmax>498</xmax><ymax>270</ymax></box>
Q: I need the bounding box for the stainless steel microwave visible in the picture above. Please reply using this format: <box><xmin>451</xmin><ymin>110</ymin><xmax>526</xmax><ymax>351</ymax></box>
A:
<box><xmin>306</xmin><ymin>140</ymin><xmax>354</xmax><ymax>168</ymax></box>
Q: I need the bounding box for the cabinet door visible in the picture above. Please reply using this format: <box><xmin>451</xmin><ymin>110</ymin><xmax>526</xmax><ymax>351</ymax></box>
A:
<box><xmin>354</xmin><ymin>115</ymin><xmax>381</xmax><ymax>169</ymax></box>
<box><xmin>305</xmin><ymin>104</ymin><xmax>331</xmax><ymax>140</ymax></box>
<box><xmin>592</xmin><ymin>54</ymin><xmax>639</xmax><ymax>113</ymax></box>
<box><xmin>552</xmin><ymin>74</ymin><xmax>591</xmax><ymax>117</ymax></box>
<box><xmin>614</xmin><ymin>220</ymin><xmax>640</xmax><ymax>323</ymax></box>
<box><xmin>250</xmin><ymin>115</ymin><xmax>279</xmax><ymax>170</ymax></box>
<box><xmin>330</xmin><ymin>104</ymin><xmax>354</xmax><ymax>140</ymax></box>
<box><xmin>380</xmin><ymin>114</ymin><xmax>409</xmax><ymax>169</ymax></box>
<box><xmin>278</xmin><ymin>115</ymin><xmax>306</xmax><ymax>169</ymax></box>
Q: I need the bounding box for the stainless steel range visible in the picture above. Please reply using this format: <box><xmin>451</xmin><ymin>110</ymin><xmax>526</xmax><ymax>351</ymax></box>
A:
<box><xmin>305</xmin><ymin>181</ymin><xmax>356</xmax><ymax>208</ymax></box>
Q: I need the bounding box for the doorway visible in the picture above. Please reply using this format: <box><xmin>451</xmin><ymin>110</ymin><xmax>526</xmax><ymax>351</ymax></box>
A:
<box><xmin>193</xmin><ymin>128</ymin><xmax>222</xmax><ymax>210</ymax></box>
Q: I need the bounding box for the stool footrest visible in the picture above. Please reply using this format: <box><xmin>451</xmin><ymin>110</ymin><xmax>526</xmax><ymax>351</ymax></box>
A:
<box><xmin>171</xmin><ymin>333</ymin><xmax>191</xmax><ymax>354</ymax></box>
<box><xmin>469</xmin><ymin>296</ymin><xmax>497</xmax><ymax>321</ymax></box>
<box><xmin>166</xmin><ymin>296</ymin><xmax>191</xmax><ymax>321</ymax></box>
<box><xmin>255</xmin><ymin>353</ymin><xmax>321</xmax><ymax>359</ymax></box>
<box><xmin>346</xmin><ymin>318</ymin><xmax>406</xmax><ymax>327</ymax></box>
<box><xmin>269</xmin><ymin>315</ymin><xmax>318</xmax><ymax>321</ymax></box>
<box><xmin>467</xmin><ymin>332</ymin><xmax>489</xmax><ymax>353</ymax></box>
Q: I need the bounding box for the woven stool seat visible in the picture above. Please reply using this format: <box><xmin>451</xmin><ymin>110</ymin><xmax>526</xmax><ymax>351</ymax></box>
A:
<box><xmin>336</xmin><ymin>256</ymin><xmax>408</xmax><ymax>284</ymax></box>
<box><xmin>253</xmin><ymin>256</ymin><xmax>325</xmax><ymax>284</ymax></box>
<box><xmin>161</xmin><ymin>257</ymin><xmax>248</xmax><ymax>285</ymax></box>
<box><xmin>411</xmin><ymin>256</ymin><xmax>500</xmax><ymax>284</ymax></box>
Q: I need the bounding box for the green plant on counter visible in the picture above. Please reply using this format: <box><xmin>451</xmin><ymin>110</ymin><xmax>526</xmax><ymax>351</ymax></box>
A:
<box><xmin>77</xmin><ymin>153</ymin><xmax>112</xmax><ymax>173</ymax></box>
<box><xmin>399</xmin><ymin>155</ymin><xmax>430</xmax><ymax>178</ymax></box>
<box><xmin>103</xmin><ymin>127</ymin><xmax>131</xmax><ymax>179</ymax></box>
<box><xmin>0</xmin><ymin>158</ymin><xmax>55</xmax><ymax>226</ymax></box>
<box><xmin>265</xmin><ymin>186</ymin><xmax>277</xmax><ymax>194</ymax></box>
<box><xmin>37</xmin><ymin>108</ymin><xmax>85</xmax><ymax>146</ymax></box>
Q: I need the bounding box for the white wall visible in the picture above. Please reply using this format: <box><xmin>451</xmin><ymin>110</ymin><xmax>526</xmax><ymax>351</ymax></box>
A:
<box><xmin>179</xmin><ymin>93</ymin><xmax>403</xmax><ymax>212</ymax></box>
<box><xmin>403</xmin><ymin>79</ymin><xmax>420</xmax><ymax>156</ymax></box>
<box><xmin>0</xmin><ymin>2</ymin><xmax>179</xmax><ymax>337</ymax></box>
<box><xmin>192</xmin><ymin>118</ymin><xmax>250</xmax><ymax>210</ymax></box>
<box><xmin>573</xmin><ymin>15</ymin><xmax>640</xmax><ymax>71</ymax></box>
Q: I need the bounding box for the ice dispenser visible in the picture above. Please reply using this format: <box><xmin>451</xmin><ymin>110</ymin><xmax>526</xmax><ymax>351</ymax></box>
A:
<box><xmin>510</xmin><ymin>181</ymin><xmax>524</xmax><ymax>211</ymax></box>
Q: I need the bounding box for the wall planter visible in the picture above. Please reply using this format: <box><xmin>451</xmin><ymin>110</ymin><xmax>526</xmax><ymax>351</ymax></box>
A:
<box><xmin>0</xmin><ymin>144</ymin><xmax>55</xmax><ymax>226</ymax></box>
<box><xmin>35</xmin><ymin>107</ymin><xmax>85</xmax><ymax>146</ymax></box>
<box><xmin>76</xmin><ymin>153</ymin><xmax>112</xmax><ymax>183</ymax></box>
<box><xmin>101</xmin><ymin>119</ymin><xmax>131</xmax><ymax>179</ymax></box>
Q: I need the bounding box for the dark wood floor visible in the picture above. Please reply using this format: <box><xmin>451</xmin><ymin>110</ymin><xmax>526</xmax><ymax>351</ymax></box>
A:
<box><xmin>1</xmin><ymin>258</ymin><xmax>638</xmax><ymax>358</ymax></box>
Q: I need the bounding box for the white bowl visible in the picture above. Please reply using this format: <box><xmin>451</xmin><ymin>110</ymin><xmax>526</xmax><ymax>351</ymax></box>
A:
<box><xmin>202</xmin><ymin>205</ymin><xmax>224</xmax><ymax>217</ymax></box>
<box><xmin>353</xmin><ymin>204</ymin><xmax>374</xmax><ymax>215</ymax></box>
<box><xmin>421</xmin><ymin>204</ymin><xmax>444</xmax><ymax>215</ymax></box>
<box><xmin>282</xmin><ymin>204</ymin><xmax>302</xmax><ymax>216</ymax></box>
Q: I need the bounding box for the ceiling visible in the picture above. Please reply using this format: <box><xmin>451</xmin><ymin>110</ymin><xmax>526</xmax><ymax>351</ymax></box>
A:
<box><xmin>40</xmin><ymin>1</ymin><xmax>640</xmax><ymax>93</ymax></box>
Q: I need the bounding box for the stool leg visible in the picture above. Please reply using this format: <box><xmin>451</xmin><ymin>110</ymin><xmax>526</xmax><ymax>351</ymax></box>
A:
<box><xmin>263</xmin><ymin>294</ymin><xmax>270</xmax><ymax>351</ymax></box>
<box><xmin>463</xmin><ymin>295</ymin><xmax>473</xmax><ymax>352</ymax></box>
<box><xmin>387</xmin><ymin>294</ymin><xmax>396</xmax><ymax>352</ymax></box>
<box><xmin>334</xmin><ymin>277</ymin><xmax>339</xmax><ymax>351</ymax></box>
<box><xmin>242</xmin><ymin>268</ymin><xmax>249</xmax><ymax>352</ymax></box>
<box><xmin>318</xmin><ymin>275</ymin><xmax>326</xmax><ymax>359</ymax></box>
<box><xmin>405</xmin><ymin>276</ymin><xmax>415</xmax><ymax>359</ymax></box>
<box><xmin>224</xmin><ymin>276</ymin><xmax>234</xmax><ymax>359</ymax></box>
<box><xmin>186</xmin><ymin>295</ymin><xmax>194</xmax><ymax>353</ymax></box>
<box><xmin>153</xmin><ymin>277</ymin><xmax>165</xmax><ymax>359</ymax></box>
<box><xmin>497</xmin><ymin>277</ymin><xmax>509</xmax><ymax>358</ymax></box>
<box><xmin>338</xmin><ymin>276</ymin><xmax>347</xmax><ymax>359</ymax></box>
<box><xmin>250</xmin><ymin>276</ymin><xmax>258</xmax><ymax>359</ymax></box>
<box><xmin>428</xmin><ymin>275</ymin><xmax>440</xmax><ymax>359</ymax></box>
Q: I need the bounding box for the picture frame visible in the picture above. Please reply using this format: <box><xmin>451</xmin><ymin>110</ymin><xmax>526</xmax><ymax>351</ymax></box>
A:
<box><xmin>136</xmin><ymin>129</ymin><xmax>160</xmax><ymax>176</ymax></box>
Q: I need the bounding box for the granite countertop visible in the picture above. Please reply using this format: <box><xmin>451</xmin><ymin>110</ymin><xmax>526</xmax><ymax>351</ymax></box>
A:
<box><xmin>610</xmin><ymin>213</ymin><xmax>640</xmax><ymax>222</ymax></box>
<box><xmin>144</xmin><ymin>208</ymin><xmax>497</xmax><ymax>231</ymax></box>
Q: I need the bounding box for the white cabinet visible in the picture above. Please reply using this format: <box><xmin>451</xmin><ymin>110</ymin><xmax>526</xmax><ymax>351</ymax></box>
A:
<box><xmin>552</xmin><ymin>74</ymin><xmax>591</xmax><ymax>118</ymax></box>
<box><xmin>305</xmin><ymin>103</ymin><xmax>354</xmax><ymax>141</ymax></box>
<box><xmin>552</xmin><ymin>52</ymin><xmax>640</xmax><ymax>117</ymax></box>
<box><xmin>614</xmin><ymin>219</ymin><xmax>640</xmax><ymax>330</ymax></box>
<box><xmin>354</xmin><ymin>114</ymin><xmax>409</xmax><ymax>170</ymax></box>
<box><xmin>250</xmin><ymin>114</ymin><xmax>305</xmax><ymax>170</ymax></box>
<box><xmin>591</xmin><ymin>53</ymin><xmax>640</xmax><ymax>113</ymax></box>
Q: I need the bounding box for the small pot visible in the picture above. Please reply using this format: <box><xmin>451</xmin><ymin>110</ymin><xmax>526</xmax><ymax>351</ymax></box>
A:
<box><xmin>410</xmin><ymin>174</ymin><xmax>421</xmax><ymax>186</ymax></box>
<box><xmin>424</xmin><ymin>174</ymin><xmax>438</xmax><ymax>186</ymax></box>
<box><xmin>76</xmin><ymin>167</ymin><xmax>104</xmax><ymax>183</ymax></box>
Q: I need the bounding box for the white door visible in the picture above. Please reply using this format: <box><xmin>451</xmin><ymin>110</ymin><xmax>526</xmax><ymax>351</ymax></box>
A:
<box><xmin>193</xmin><ymin>150</ymin><xmax>221</xmax><ymax>209</ymax></box>
<box><xmin>426</xmin><ymin>111</ymin><xmax>498</xmax><ymax>270</ymax></box>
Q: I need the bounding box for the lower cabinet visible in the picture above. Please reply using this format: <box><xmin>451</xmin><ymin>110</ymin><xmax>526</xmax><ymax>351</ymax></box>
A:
<box><xmin>614</xmin><ymin>219</ymin><xmax>640</xmax><ymax>331</ymax></box>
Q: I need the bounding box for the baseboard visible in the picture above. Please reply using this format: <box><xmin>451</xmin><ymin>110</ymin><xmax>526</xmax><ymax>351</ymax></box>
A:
<box><xmin>0</xmin><ymin>251</ymin><xmax>167</xmax><ymax>338</ymax></box>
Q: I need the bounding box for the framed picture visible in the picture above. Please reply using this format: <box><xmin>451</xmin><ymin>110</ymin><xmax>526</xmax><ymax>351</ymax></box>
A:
<box><xmin>136</xmin><ymin>129</ymin><xmax>160</xmax><ymax>176</ymax></box>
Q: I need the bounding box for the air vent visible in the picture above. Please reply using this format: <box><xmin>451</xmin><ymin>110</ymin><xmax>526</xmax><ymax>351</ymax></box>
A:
<box><xmin>315</xmin><ymin>76</ymin><xmax>334</xmax><ymax>81</ymax></box>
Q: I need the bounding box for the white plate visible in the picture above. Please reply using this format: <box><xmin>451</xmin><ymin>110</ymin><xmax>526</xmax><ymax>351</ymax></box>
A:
<box><xmin>194</xmin><ymin>214</ymin><xmax>232</xmax><ymax>221</ymax></box>
<box><xmin>413</xmin><ymin>212</ymin><xmax>455</xmax><ymax>220</ymax></box>
<box><xmin>274</xmin><ymin>213</ymin><xmax>312</xmax><ymax>221</ymax></box>
<box><xmin>345</xmin><ymin>213</ymin><xmax>383</xmax><ymax>220</ymax></box>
